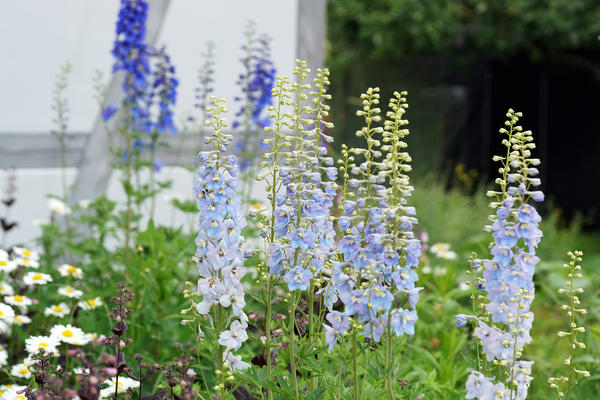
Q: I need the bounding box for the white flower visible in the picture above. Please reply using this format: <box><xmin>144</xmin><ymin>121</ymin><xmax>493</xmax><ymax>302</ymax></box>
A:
<box><xmin>78</xmin><ymin>199</ymin><xmax>91</xmax><ymax>209</ymax></box>
<box><xmin>73</xmin><ymin>367</ymin><xmax>90</xmax><ymax>375</ymax></box>
<box><xmin>48</xmin><ymin>198</ymin><xmax>71</xmax><ymax>215</ymax></box>
<box><xmin>12</xmin><ymin>247</ymin><xmax>39</xmax><ymax>260</ymax></box>
<box><xmin>0</xmin><ymin>303</ymin><xmax>15</xmax><ymax>324</ymax></box>
<box><xmin>421</xmin><ymin>266</ymin><xmax>432</xmax><ymax>274</ymax></box>
<box><xmin>14</xmin><ymin>315</ymin><xmax>31</xmax><ymax>326</ymax></box>
<box><xmin>23</xmin><ymin>271</ymin><xmax>53</xmax><ymax>286</ymax></box>
<box><xmin>50</xmin><ymin>324</ymin><xmax>92</xmax><ymax>345</ymax></box>
<box><xmin>433</xmin><ymin>266</ymin><xmax>448</xmax><ymax>276</ymax></box>
<box><xmin>218</xmin><ymin>320</ymin><xmax>248</xmax><ymax>351</ymax></box>
<box><xmin>15</xmin><ymin>257</ymin><xmax>39</xmax><ymax>269</ymax></box>
<box><xmin>438</xmin><ymin>250</ymin><xmax>457</xmax><ymax>260</ymax></box>
<box><xmin>4</xmin><ymin>295</ymin><xmax>32</xmax><ymax>308</ymax></box>
<box><xmin>78</xmin><ymin>297</ymin><xmax>103</xmax><ymax>310</ymax></box>
<box><xmin>0</xmin><ymin>282</ymin><xmax>14</xmax><ymax>296</ymax></box>
<box><xmin>58</xmin><ymin>286</ymin><xmax>83</xmax><ymax>299</ymax></box>
<box><xmin>223</xmin><ymin>350</ymin><xmax>249</xmax><ymax>372</ymax></box>
<box><xmin>44</xmin><ymin>303</ymin><xmax>70</xmax><ymax>318</ymax></box>
<box><xmin>0</xmin><ymin>385</ymin><xmax>28</xmax><ymax>400</ymax></box>
<box><xmin>0</xmin><ymin>250</ymin><xmax>17</xmax><ymax>274</ymax></box>
<box><xmin>10</xmin><ymin>359</ymin><xmax>34</xmax><ymax>379</ymax></box>
<box><xmin>430</xmin><ymin>243</ymin><xmax>450</xmax><ymax>255</ymax></box>
<box><xmin>0</xmin><ymin>321</ymin><xmax>9</xmax><ymax>335</ymax></box>
<box><xmin>0</xmin><ymin>346</ymin><xmax>7</xmax><ymax>367</ymax></box>
<box><xmin>459</xmin><ymin>281</ymin><xmax>470</xmax><ymax>291</ymax></box>
<box><xmin>99</xmin><ymin>377</ymin><xmax>138</xmax><ymax>398</ymax></box>
<box><xmin>57</xmin><ymin>264</ymin><xmax>83</xmax><ymax>279</ymax></box>
<box><xmin>25</xmin><ymin>335</ymin><xmax>60</xmax><ymax>356</ymax></box>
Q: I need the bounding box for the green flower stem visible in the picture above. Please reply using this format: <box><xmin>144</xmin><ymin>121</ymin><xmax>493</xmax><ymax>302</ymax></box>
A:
<box><xmin>289</xmin><ymin>292</ymin><xmax>299</xmax><ymax>400</ymax></box>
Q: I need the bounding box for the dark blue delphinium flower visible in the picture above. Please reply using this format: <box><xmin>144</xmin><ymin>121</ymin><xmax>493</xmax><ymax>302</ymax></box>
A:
<box><xmin>103</xmin><ymin>104</ymin><xmax>118</xmax><ymax>121</ymax></box>
<box><xmin>111</xmin><ymin>0</ymin><xmax>151</xmax><ymax>128</ymax></box>
<box><xmin>232</xmin><ymin>28</ymin><xmax>277</xmax><ymax>170</ymax></box>
<box><xmin>147</xmin><ymin>46</ymin><xmax>178</xmax><ymax>135</ymax></box>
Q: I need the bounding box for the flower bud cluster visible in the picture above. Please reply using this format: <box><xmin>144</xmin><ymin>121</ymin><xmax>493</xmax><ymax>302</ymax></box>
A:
<box><xmin>548</xmin><ymin>251</ymin><xmax>589</xmax><ymax>398</ymax></box>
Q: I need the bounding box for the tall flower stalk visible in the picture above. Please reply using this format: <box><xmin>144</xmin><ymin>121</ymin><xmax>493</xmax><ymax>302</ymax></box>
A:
<box><xmin>330</xmin><ymin>88</ymin><xmax>421</xmax><ymax>399</ymax></box>
<box><xmin>190</xmin><ymin>97</ymin><xmax>249</xmax><ymax>398</ymax></box>
<box><xmin>548</xmin><ymin>251</ymin><xmax>589</xmax><ymax>399</ymax></box>
<box><xmin>457</xmin><ymin>109</ymin><xmax>544</xmax><ymax>400</ymax></box>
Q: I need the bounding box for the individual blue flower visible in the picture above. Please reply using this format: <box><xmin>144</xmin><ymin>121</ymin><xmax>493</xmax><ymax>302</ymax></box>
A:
<box><xmin>284</xmin><ymin>267</ymin><xmax>313</xmax><ymax>291</ymax></box>
<box><xmin>103</xmin><ymin>104</ymin><xmax>118</xmax><ymax>121</ymax></box>
<box><xmin>289</xmin><ymin>228</ymin><xmax>316</xmax><ymax>250</ymax></box>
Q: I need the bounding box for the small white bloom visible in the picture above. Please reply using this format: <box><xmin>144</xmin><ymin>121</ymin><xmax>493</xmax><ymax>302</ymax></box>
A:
<box><xmin>23</xmin><ymin>271</ymin><xmax>53</xmax><ymax>286</ymax></box>
<box><xmin>12</xmin><ymin>247</ymin><xmax>39</xmax><ymax>260</ymax></box>
<box><xmin>14</xmin><ymin>315</ymin><xmax>31</xmax><ymax>326</ymax></box>
<box><xmin>459</xmin><ymin>282</ymin><xmax>470</xmax><ymax>291</ymax></box>
<box><xmin>223</xmin><ymin>350</ymin><xmax>249</xmax><ymax>372</ymax></box>
<box><xmin>48</xmin><ymin>198</ymin><xmax>71</xmax><ymax>215</ymax></box>
<box><xmin>78</xmin><ymin>297</ymin><xmax>103</xmax><ymax>310</ymax></box>
<box><xmin>58</xmin><ymin>286</ymin><xmax>83</xmax><ymax>299</ymax></box>
<box><xmin>0</xmin><ymin>250</ymin><xmax>17</xmax><ymax>274</ymax></box>
<box><xmin>15</xmin><ymin>257</ymin><xmax>39</xmax><ymax>269</ymax></box>
<box><xmin>438</xmin><ymin>250</ymin><xmax>457</xmax><ymax>260</ymax></box>
<box><xmin>57</xmin><ymin>264</ymin><xmax>83</xmax><ymax>279</ymax></box>
<box><xmin>0</xmin><ymin>346</ymin><xmax>7</xmax><ymax>367</ymax></box>
<box><xmin>430</xmin><ymin>243</ymin><xmax>451</xmax><ymax>255</ymax></box>
<box><xmin>44</xmin><ymin>303</ymin><xmax>70</xmax><ymax>318</ymax></box>
<box><xmin>4</xmin><ymin>295</ymin><xmax>31</xmax><ymax>309</ymax></box>
<box><xmin>50</xmin><ymin>324</ymin><xmax>92</xmax><ymax>345</ymax></box>
<box><xmin>0</xmin><ymin>303</ymin><xmax>15</xmax><ymax>325</ymax></box>
<box><xmin>218</xmin><ymin>320</ymin><xmax>248</xmax><ymax>351</ymax></box>
<box><xmin>433</xmin><ymin>266</ymin><xmax>448</xmax><ymax>276</ymax></box>
<box><xmin>421</xmin><ymin>266</ymin><xmax>432</xmax><ymax>274</ymax></box>
<box><xmin>0</xmin><ymin>282</ymin><xmax>14</xmax><ymax>296</ymax></box>
<box><xmin>78</xmin><ymin>199</ymin><xmax>91</xmax><ymax>209</ymax></box>
<box><xmin>10</xmin><ymin>359</ymin><xmax>34</xmax><ymax>379</ymax></box>
<box><xmin>0</xmin><ymin>385</ymin><xmax>28</xmax><ymax>400</ymax></box>
<box><xmin>99</xmin><ymin>376</ymin><xmax>138</xmax><ymax>398</ymax></box>
<box><xmin>25</xmin><ymin>335</ymin><xmax>60</xmax><ymax>356</ymax></box>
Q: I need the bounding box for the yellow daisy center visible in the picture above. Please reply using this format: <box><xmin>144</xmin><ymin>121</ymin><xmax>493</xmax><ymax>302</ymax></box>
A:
<box><xmin>87</xmin><ymin>299</ymin><xmax>97</xmax><ymax>306</ymax></box>
<box><xmin>23</xmin><ymin>249</ymin><xmax>32</xmax><ymax>256</ymax></box>
<box><xmin>65</xmin><ymin>288</ymin><xmax>74</xmax><ymax>293</ymax></box>
<box><xmin>14</xmin><ymin>295</ymin><xmax>23</xmax><ymax>302</ymax></box>
<box><xmin>33</xmin><ymin>273</ymin><xmax>43</xmax><ymax>280</ymax></box>
<box><xmin>39</xmin><ymin>342</ymin><xmax>48</xmax><ymax>347</ymax></box>
<box><xmin>19</xmin><ymin>368</ymin><xmax>29</xmax><ymax>375</ymax></box>
<box><xmin>0</xmin><ymin>260</ymin><xmax>7</xmax><ymax>266</ymax></box>
<box><xmin>62</xmin><ymin>329</ymin><xmax>74</xmax><ymax>337</ymax></box>
<box><xmin>22</xmin><ymin>259</ymin><xmax>30</xmax><ymax>264</ymax></box>
<box><xmin>53</xmin><ymin>306</ymin><xmax>63</xmax><ymax>312</ymax></box>
<box><xmin>0</xmin><ymin>311</ymin><xmax>3</xmax><ymax>316</ymax></box>
<box><xmin>67</xmin><ymin>266</ymin><xmax>77</xmax><ymax>274</ymax></box>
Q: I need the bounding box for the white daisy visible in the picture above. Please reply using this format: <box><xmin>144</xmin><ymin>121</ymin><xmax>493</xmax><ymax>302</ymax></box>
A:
<box><xmin>438</xmin><ymin>250</ymin><xmax>458</xmax><ymax>260</ymax></box>
<box><xmin>23</xmin><ymin>271</ymin><xmax>53</xmax><ymax>286</ymax></box>
<box><xmin>12</xmin><ymin>247</ymin><xmax>39</xmax><ymax>261</ymax></box>
<box><xmin>10</xmin><ymin>358</ymin><xmax>34</xmax><ymax>379</ymax></box>
<box><xmin>0</xmin><ymin>250</ymin><xmax>17</xmax><ymax>274</ymax></box>
<box><xmin>25</xmin><ymin>335</ymin><xmax>60</xmax><ymax>356</ymax></box>
<box><xmin>0</xmin><ymin>385</ymin><xmax>28</xmax><ymax>400</ymax></box>
<box><xmin>0</xmin><ymin>346</ymin><xmax>7</xmax><ymax>367</ymax></box>
<box><xmin>99</xmin><ymin>377</ymin><xmax>138</xmax><ymax>398</ymax></box>
<box><xmin>78</xmin><ymin>297</ymin><xmax>103</xmax><ymax>310</ymax></box>
<box><xmin>44</xmin><ymin>303</ymin><xmax>70</xmax><ymax>318</ymax></box>
<box><xmin>0</xmin><ymin>282</ymin><xmax>14</xmax><ymax>296</ymax></box>
<box><xmin>50</xmin><ymin>324</ymin><xmax>92</xmax><ymax>345</ymax></box>
<box><xmin>15</xmin><ymin>257</ymin><xmax>39</xmax><ymax>269</ymax></box>
<box><xmin>14</xmin><ymin>315</ymin><xmax>31</xmax><ymax>326</ymax></box>
<box><xmin>48</xmin><ymin>198</ymin><xmax>71</xmax><ymax>215</ymax></box>
<box><xmin>57</xmin><ymin>264</ymin><xmax>83</xmax><ymax>279</ymax></box>
<box><xmin>58</xmin><ymin>286</ymin><xmax>83</xmax><ymax>299</ymax></box>
<box><xmin>0</xmin><ymin>303</ymin><xmax>15</xmax><ymax>324</ymax></box>
<box><xmin>0</xmin><ymin>321</ymin><xmax>9</xmax><ymax>335</ymax></box>
<box><xmin>430</xmin><ymin>242</ymin><xmax>451</xmax><ymax>255</ymax></box>
<box><xmin>4</xmin><ymin>295</ymin><xmax>32</xmax><ymax>308</ymax></box>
